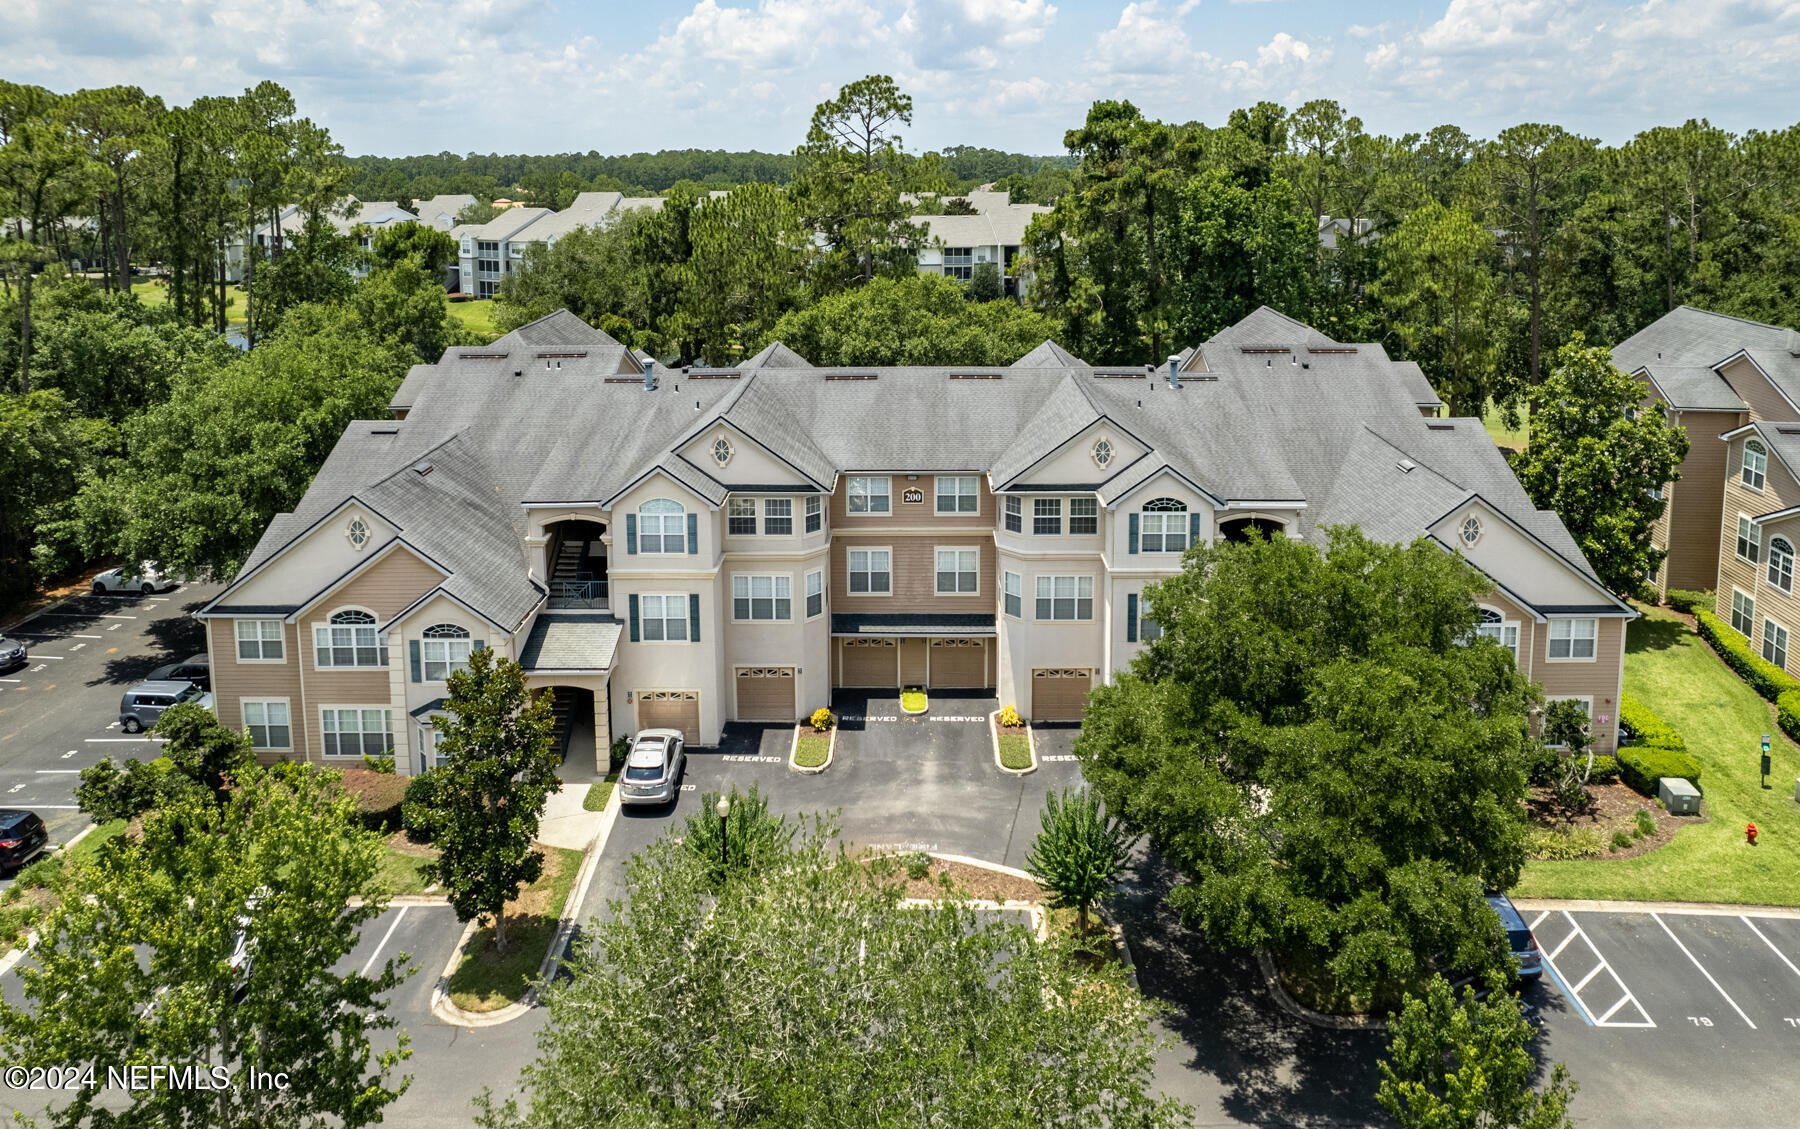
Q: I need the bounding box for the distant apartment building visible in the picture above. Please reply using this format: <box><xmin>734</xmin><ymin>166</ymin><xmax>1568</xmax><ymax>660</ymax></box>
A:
<box><xmin>226</xmin><ymin>197</ymin><xmax>424</xmax><ymax>282</ymax></box>
<box><xmin>451</xmin><ymin>192</ymin><xmax>695</xmax><ymax>298</ymax></box>
<box><xmin>915</xmin><ymin>189</ymin><xmax>1050</xmax><ymax>298</ymax></box>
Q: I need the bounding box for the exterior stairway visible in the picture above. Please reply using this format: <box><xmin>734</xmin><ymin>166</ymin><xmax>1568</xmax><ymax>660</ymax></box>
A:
<box><xmin>547</xmin><ymin>535</ymin><xmax>607</xmax><ymax>608</ymax></box>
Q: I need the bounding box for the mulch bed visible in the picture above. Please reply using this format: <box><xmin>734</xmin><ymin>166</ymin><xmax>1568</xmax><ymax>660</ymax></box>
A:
<box><xmin>865</xmin><ymin>855</ymin><xmax>1045</xmax><ymax>903</ymax></box>
<box><xmin>385</xmin><ymin>829</ymin><xmax>439</xmax><ymax>859</ymax></box>
<box><xmin>1527</xmin><ymin>780</ymin><xmax>1699</xmax><ymax>860</ymax></box>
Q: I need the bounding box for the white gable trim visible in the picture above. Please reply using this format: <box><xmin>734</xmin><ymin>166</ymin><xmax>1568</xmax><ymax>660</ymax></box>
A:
<box><xmin>1715</xmin><ymin>349</ymin><xmax>1800</xmax><ymax>416</ymax></box>
<box><xmin>381</xmin><ymin>584</ymin><xmax>528</xmax><ymax>636</ymax></box>
<box><xmin>286</xmin><ymin>536</ymin><xmax>451</xmax><ymax>623</ymax></box>
<box><xmin>678</xmin><ymin>417</ymin><xmax>830</xmax><ymax>491</ymax></box>
<box><xmin>995</xmin><ymin>413</ymin><xmax>1156</xmax><ymax>492</ymax></box>
<box><xmin>1429</xmin><ymin>494</ymin><xmax>1631</xmax><ymax>614</ymax></box>
<box><xmin>200</xmin><ymin>495</ymin><xmax>401</xmax><ymax>615</ymax></box>
<box><xmin>1100</xmin><ymin>464</ymin><xmax>1227</xmax><ymax>510</ymax></box>
<box><xmin>600</xmin><ymin>465</ymin><xmax>723</xmax><ymax>511</ymax></box>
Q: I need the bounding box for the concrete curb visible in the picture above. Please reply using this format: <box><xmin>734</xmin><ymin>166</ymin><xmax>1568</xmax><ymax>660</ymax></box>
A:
<box><xmin>428</xmin><ymin>783</ymin><xmax>621</xmax><ymax>1028</ymax></box>
<box><xmin>789</xmin><ymin>723</ymin><xmax>835</xmax><ymax>775</ymax></box>
<box><xmin>990</xmin><ymin>710</ymin><xmax>1037</xmax><ymax>776</ymax></box>
<box><xmin>1511</xmin><ymin>896</ymin><xmax>1800</xmax><ymax>919</ymax></box>
<box><xmin>1256</xmin><ymin>950</ymin><xmax>1387</xmax><ymax>1032</ymax></box>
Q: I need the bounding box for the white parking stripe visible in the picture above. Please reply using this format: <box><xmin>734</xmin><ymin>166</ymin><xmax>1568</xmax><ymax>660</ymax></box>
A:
<box><xmin>359</xmin><ymin>907</ymin><xmax>409</xmax><ymax>977</ymax></box>
<box><xmin>1652</xmin><ymin>912</ymin><xmax>1756</xmax><ymax>1029</ymax></box>
<box><xmin>1540</xmin><ymin>911</ymin><xmax>1656</xmax><ymax>1028</ymax></box>
<box><xmin>36</xmin><ymin>612</ymin><xmax>137</xmax><ymax>619</ymax></box>
<box><xmin>1596</xmin><ymin>996</ymin><xmax>1633</xmax><ymax>1023</ymax></box>
<box><xmin>1529</xmin><ymin>910</ymin><xmax>1550</xmax><ymax>930</ymax></box>
<box><xmin>1740</xmin><ymin>916</ymin><xmax>1800</xmax><ymax>982</ymax></box>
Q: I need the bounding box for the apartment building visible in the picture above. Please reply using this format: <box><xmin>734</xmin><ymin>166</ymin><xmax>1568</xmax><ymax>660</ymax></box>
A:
<box><xmin>196</xmin><ymin>305</ymin><xmax>1631</xmax><ymax>777</ymax></box>
<box><xmin>452</xmin><ymin>192</ymin><xmax>685</xmax><ymax>298</ymax></box>
<box><xmin>915</xmin><ymin>189</ymin><xmax>1050</xmax><ymax>298</ymax></box>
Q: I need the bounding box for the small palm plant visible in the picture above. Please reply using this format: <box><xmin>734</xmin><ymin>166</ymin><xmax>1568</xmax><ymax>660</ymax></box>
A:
<box><xmin>1024</xmin><ymin>788</ymin><xmax>1139</xmax><ymax>933</ymax></box>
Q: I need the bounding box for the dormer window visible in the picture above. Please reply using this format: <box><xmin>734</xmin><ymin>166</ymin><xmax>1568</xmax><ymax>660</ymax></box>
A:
<box><xmin>1093</xmin><ymin>439</ymin><xmax>1113</xmax><ymax>468</ymax></box>
<box><xmin>1459</xmin><ymin>515</ymin><xmax>1483</xmax><ymax>548</ymax></box>
<box><xmin>346</xmin><ymin>518</ymin><xmax>370</xmax><ymax>550</ymax></box>
<box><xmin>712</xmin><ymin>437</ymin><xmax>734</xmax><ymax>467</ymax></box>
<box><xmin>1744</xmin><ymin>439</ymin><xmax>1768</xmax><ymax>491</ymax></box>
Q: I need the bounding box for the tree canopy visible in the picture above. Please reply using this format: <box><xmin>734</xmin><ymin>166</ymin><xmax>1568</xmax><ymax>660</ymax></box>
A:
<box><xmin>756</xmin><ymin>273</ymin><xmax>1063</xmax><ymax>366</ymax></box>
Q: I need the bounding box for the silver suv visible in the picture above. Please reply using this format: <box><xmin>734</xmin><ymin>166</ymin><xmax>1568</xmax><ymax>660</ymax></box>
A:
<box><xmin>619</xmin><ymin>729</ymin><xmax>686</xmax><ymax>806</ymax></box>
<box><xmin>119</xmin><ymin>680</ymin><xmax>210</xmax><ymax>733</ymax></box>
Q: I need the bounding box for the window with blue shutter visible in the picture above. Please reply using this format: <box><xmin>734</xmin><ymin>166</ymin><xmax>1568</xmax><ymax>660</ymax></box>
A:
<box><xmin>689</xmin><ymin>593</ymin><xmax>701</xmax><ymax>642</ymax></box>
<box><xmin>625</xmin><ymin>514</ymin><xmax>637</xmax><ymax>554</ymax></box>
<box><xmin>628</xmin><ymin>594</ymin><xmax>640</xmax><ymax>642</ymax></box>
<box><xmin>409</xmin><ymin>640</ymin><xmax>421</xmax><ymax>682</ymax></box>
<box><xmin>1127</xmin><ymin>513</ymin><xmax>1139</xmax><ymax>554</ymax></box>
<box><xmin>687</xmin><ymin>512</ymin><xmax>699</xmax><ymax>554</ymax></box>
<box><xmin>1189</xmin><ymin>512</ymin><xmax>1201</xmax><ymax>547</ymax></box>
<box><xmin>1126</xmin><ymin>593</ymin><xmax>1138</xmax><ymax>642</ymax></box>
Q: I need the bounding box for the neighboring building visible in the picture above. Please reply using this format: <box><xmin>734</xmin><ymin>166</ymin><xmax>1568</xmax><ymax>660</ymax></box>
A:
<box><xmin>1612</xmin><ymin>306</ymin><xmax>1800</xmax><ymax>594</ymax></box>
<box><xmin>226</xmin><ymin>197</ymin><xmax>421</xmax><ymax>282</ymax></box>
<box><xmin>915</xmin><ymin>188</ymin><xmax>1050</xmax><ymax>298</ymax></box>
<box><xmin>453</xmin><ymin>207</ymin><xmax>552</xmax><ymax>299</ymax></box>
<box><xmin>198</xmin><ymin>304</ymin><xmax>1630</xmax><ymax>778</ymax></box>
<box><xmin>412</xmin><ymin>194</ymin><xmax>478</xmax><ymax>230</ymax></box>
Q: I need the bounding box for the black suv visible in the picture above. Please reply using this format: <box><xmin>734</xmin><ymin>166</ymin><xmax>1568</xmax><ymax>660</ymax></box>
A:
<box><xmin>146</xmin><ymin>653</ymin><xmax>210</xmax><ymax>692</ymax></box>
<box><xmin>0</xmin><ymin>810</ymin><xmax>48</xmax><ymax>875</ymax></box>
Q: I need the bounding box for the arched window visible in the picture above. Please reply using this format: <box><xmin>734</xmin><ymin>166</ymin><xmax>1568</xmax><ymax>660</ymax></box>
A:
<box><xmin>638</xmin><ymin>498</ymin><xmax>685</xmax><ymax>554</ymax></box>
<box><xmin>1772</xmin><ymin>537</ymin><xmax>1795</xmax><ymax>593</ymax></box>
<box><xmin>421</xmin><ymin>623</ymin><xmax>472</xmax><ymax>681</ymax></box>
<box><xmin>1744</xmin><ymin>439</ymin><xmax>1768</xmax><ymax>490</ymax></box>
<box><xmin>1092</xmin><ymin>439</ymin><xmax>1114</xmax><ymax>468</ymax></box>
<box><xmin>315</xmin><ymin>608</ymin><xmax>385</xmax><ymax>668</ymax></box>
<box><xmin>1459</xmin><ymin>515</ymin><xmax>1483</xmax><ymax>548</ymax></box>
<box><xmin>1474</xmin><ymin>606</ymin><xmax>1519</xmax><ymax>660</ymax></box>
<box><xmin>1140</xmin><ymin>498</ymin><xmax>1188</xmax><ymax>553</ymax></box>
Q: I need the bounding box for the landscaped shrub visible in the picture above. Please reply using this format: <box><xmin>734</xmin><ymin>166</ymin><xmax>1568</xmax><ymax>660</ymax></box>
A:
<box><xmin>608</xmin><ymin>735</ymin><xmax>630</xmax><ymax>772</ymax></box>
<box><xmin>1610</xmin><ymin>830</ymin><xmax>1633</xmax><ymax>851</ymax></box>
<box><xmin>1618</xmin><ymin>693</ymin><xmax>1685</xmax><ymax>751</ymax></box>
<box><xmin>809</xmin><ymin>707</ymin><xmax>834</xmax><ymax>733</ymax></box>
<box><xmin>1779</xmin><ymin>689</ymin><xmax>1800</xmax><ymax>748</ymax></box>
<box><xmin>1634</xmin><ymin>808</ymin><xmax>1657</xmax><ymax>838</ymax></box>
<box><xmin>13</xmin><ymin>857</ymin><xmax>60</xmax><ymax>890</ymax></box>
<box><xmin>401</xmin><ymin>768</ymin><xmax>441</xmax><ymax>841</ymax></box>
<box><xmin>1667</xmin><ymin>589</ymin><xmax>1712</xmax><ymax>614</ymax></box>
<box><xmin>1527</xmin><ymin>827</ymin><xmax>1605</xmax><ymax>860</ymax></box>
<box><xmin>1589</xmin><ymin>754</ymin><xmax>1619</xmax><ymax>784</ymax></box>
<box><xmin>1694</xmin><ymin>608</ymin><xmax>1800</xmax><ymax>701</ymax></box>
<box><xmin>1617</xmin><ymin>745</ymin><xmax>1703</xmax><ymax>796</ymax></box>
<box><xmin>339</xmin><ymin>768</ymin><xmax>408</xmax><ymax>832</ymax></box>
<box><xmin>903</xmin><ymin>851</ymin><xmax>933</xmax><ymax>880</ymax></box>
<box><xmin>998</xmin><ymin>705</ymin><xmax>1023</xmax><ymax>729</ymax></box>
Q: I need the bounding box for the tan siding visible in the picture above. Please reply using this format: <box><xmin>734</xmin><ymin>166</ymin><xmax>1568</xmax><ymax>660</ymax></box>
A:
<box><xmin>830</xmin><ymin>474</ymin><xmax>994</xmax><ymax>530</ymax></box>
<box><xmin>1720</xmin><ymin>357</ymin><xmax>1797</xmax><ymax>423</ymax></box>
<box><xmin>299</xmin><ymin>626</ymin><xmax>397</xmax><ymax>761</ymax></box>
<box><xmin>1663</xmin><ymin>410</ymin><xmax>1742</xmax><ymax>592</ymax></box>
<box><xmin>1716</xmin><ymin>434</ymin><xmax>1800</xmax><ymax>646</ymax></box>
<box><xmin>319</xmin><ymin>548</ymin><xmax>442</xmax><ymax>620</ymax></box>
<box><xmin>832</xmin><ymin>534</ymin><xmax>997</xmax><ymax>614</ymax></box>
<box><xmin>210</xmin><ymin>619</ymin><xmax>305</xmax><ymax>765</ymax></box>
<box><xmin>1533</xmin><ymin>618</ymin><xmax>1626</xmax><ymax>754</ymax></box>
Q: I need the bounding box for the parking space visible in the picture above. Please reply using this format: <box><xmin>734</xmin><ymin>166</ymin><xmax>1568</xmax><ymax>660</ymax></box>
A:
<box><xmin>1029</xmin><ymin>721</ymin><xmax>1081</xmax><ymax>764</ymax></box>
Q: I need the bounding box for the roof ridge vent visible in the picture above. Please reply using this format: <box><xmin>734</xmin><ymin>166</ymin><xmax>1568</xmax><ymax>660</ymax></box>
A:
<box><xmin>824</xmin><ymin>372</ymin><xmax>878</xmax><ymax>381</ymax></box>
<box><xmin>950</xmin><ymin>373</ymin><xmax>1003</xmax><ymax>380</ymax></box>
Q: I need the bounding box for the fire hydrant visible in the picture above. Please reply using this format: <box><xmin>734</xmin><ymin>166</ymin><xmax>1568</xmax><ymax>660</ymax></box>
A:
<box><xmin>1747</xmin><ymin>821</ymin><xmax>1759</xmax><ymax>846</ymax></box>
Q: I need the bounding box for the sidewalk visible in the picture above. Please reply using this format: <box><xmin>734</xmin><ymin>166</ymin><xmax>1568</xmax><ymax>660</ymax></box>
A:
<box><xmin>537</xmin><ymin>782</ymin><xmax>602</xmax><ymax>851</ymax></box>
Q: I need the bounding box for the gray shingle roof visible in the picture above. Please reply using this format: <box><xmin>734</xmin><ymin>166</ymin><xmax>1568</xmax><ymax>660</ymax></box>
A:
<box><xmin>518</xmin><ymin>614</ymin><xmax>621</xmax><ymax>671</ymax></box>
<box><xmin>1613</xmin><ymin>305</ymin><xmax>1797</xmax><ymax>410</ymax></box>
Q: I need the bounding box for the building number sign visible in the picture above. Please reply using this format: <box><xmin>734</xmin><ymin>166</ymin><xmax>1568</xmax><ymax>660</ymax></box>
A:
<box><xmin>902</xmin><ymin>487</ymin><xmax>925</xmax><ymax>505</ymax></box>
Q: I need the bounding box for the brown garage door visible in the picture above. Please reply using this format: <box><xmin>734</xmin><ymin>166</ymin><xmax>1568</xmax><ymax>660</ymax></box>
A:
<box><xmin>636</xmin><ymin>690</ymin><xmax>700</xmax><ymax>744</ymax></box>
<box><xmin>929</xmin><ymin>639</ymin><xmax>988</xmax><ymax>688</ymax></box>
<box><xmin>736</xmin><ymin>667</ymin><xmax>796</xmax><ymax>722</ymax></box>
<box><xmin>839</xmin><ymin>638</ymin><xmax>898</xmax><ymax>687</ymax></box>
<box><xmin>1031</xmin><ymin>668</ymin><xmax>1093</xmax><ymax>722</ymax></box>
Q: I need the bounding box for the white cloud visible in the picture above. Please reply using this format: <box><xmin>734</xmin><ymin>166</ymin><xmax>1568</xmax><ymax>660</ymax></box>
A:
<box><xmin>1256</xmin><ymin>30</ymin><xmax>1311</xmax><ymax>66</ymax></box>
<box><xmin>1364</xmin><ymin>41</ymin><xmax>1399</xmax><ymax>68</ymax></box>
<box><xmin>661</xmin><ymin>0</ymin><xmax>889</xmax><ymax>69</ymax></box>
<box><xmin>1088</xmin><ymin>2</ymin><xmax>1195</xmax><ymax>75</ymax></box>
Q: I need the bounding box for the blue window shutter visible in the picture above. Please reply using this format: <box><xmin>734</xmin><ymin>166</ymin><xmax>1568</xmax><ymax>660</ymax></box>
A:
<box><xmin>1189</xmin><ymin>512</ymin><xmax>1201</xmax><ymax>546</ymax></box>
<box><xmin>687</xmin><ymin>512</ymin><xmax>698</xmax><ymax>554</ymax></box>
<box><xmin>628</xmin><ymin>594</ymin><xmax>640</xmax><ymax>643</ymax></box>
<box><xmin>473</xmin><ymin>638</ymin><xmax>485</xmax><ymax>653</ymax></box>
<box><xmin>1126</xmin><ymin>593</ymin><xmax>1138</xmax><ymax>642</ymax></box>
<box><xmin>1127</xmin><ymin>513</ymin><xmax>1139</xmax><ymax>554</ymax></box>
<box><xmin>689</xmin><ymin>593</ymin><xmax>701</xmax><ymax>642</ymax></box>
<box><xmin>625</xmin><ymin>514</ymin><xmax>637</xmax><ymax>555</ymax></box>
<box><xmin>408</xmin><ymin>640</ymin><xmax>421</xmax><ymax>682</ymax></box>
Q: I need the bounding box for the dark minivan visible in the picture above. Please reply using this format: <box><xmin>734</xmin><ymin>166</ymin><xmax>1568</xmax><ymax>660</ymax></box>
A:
<box><xmin>1487</xmin><ymin>892</ymin><xmax>1542</xmax><ymax>980</ymax></box>
<box><xmin>0</xmin><ymin>810</ymin><xmax>48</xmax><ymax>874</ymax></box>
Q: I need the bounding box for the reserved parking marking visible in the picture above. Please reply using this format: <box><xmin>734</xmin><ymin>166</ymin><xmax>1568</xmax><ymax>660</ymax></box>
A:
<box><xmin>837</xmin><ymin>715</ymin><xmax>899</xmax><ymax>722</ymax></box>
<box><xmin>722</xmin><ymin>755</ymin><xmax>783</xmax><ymax>764</ymax></box>
<box><xmin>928</xmin><ymin>715</ymin><xmax>988</xmax><ymax>722</ymax></box>
<box><xmin>1654</xmin><ymin>912</ymin><xmax>1756</xmax><ymax>1029</ymax></box>
<box><xmin>1041</xmin><ymin>754</ymin><xmax>1079</xmax><ymax>762</ymax></box>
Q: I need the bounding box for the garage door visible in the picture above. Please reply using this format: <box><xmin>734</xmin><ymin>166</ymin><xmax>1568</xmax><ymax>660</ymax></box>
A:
<box><xmin>736</xmin><ymin>667</ymin><xmax>796</xmax><ymax>722</ymax></box>
<box><xmin>636</xmin><ymin>690</ymin><xmax>700</xmax><ymax>744</ymax></box>
<box><xmin>1031</xmin><ymin>668</ymin><xmax>1092</xmax><ymax>722</ymax></box>
<box><xmin>839</xmin><ymin>638</ymin><xmax>898</xmax><ymax>687</ymax></box>
<box><xmin>929</xmin><ymin>639</ymin><xmax>988</xmax><ymax>688</ymax></box>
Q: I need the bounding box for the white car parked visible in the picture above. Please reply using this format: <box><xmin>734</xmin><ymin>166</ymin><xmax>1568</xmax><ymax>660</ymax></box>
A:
<box><xmin>91</xmin><ymin>560</ymin><xmax>180</xmax><ymax>595</ymax></box>
<box><xmin>619</xmin><ymin>729</ymin><xmax>686</xmax><ymax>806</ymax></box>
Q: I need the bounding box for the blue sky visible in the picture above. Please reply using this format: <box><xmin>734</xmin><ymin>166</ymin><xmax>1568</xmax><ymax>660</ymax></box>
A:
<box><xmin>6</xmin><ymin>1</ymin><xmax>1798</xmax><ymax>157</ymax></box>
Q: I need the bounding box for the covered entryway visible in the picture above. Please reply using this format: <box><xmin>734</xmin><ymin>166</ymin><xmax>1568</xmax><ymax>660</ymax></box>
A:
<box><xmin>735</xmin><ymin>667</ymin><xmax>796</xmax><ymax>722</ymax></box>
<box><xmin>838</xmin><ymin>638</ymin><xmax>899</xmax><ymax>688</ymax></box>
<box><xmin>1031</xmin><ymin>668</ymin><xmax>1093</xmax><ymax>722</ymax></box>
<box><xmin>928</xmin><ymin>638</ymin><xmax>988</xmax><ymax>688</ymax></box>
<box><xmin>1220</xmin><ymin>516</ymin><xmax>1285</xmax><ymax>543</ymax></box>
<box><xmin>637</xmin><ymin>689</ymin><xmax>701</xmax><ymax>744</ymax></box>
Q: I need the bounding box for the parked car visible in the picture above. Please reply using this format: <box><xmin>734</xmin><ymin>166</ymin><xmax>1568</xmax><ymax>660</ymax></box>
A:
<box><xmin>145</xmin><ymin>653</ymin><xmax>210</xmax><ymax>692</ymax></box>
<box><xmin>618</xmin><ymin>729</ymin><xmax>686</xmax><ymax>806</ymax></box>
<box><xmin>0</xmin><ymin>634</ymin><xmax>27</xmax><ymax>673</ymax></box>
<box><xmin>119</xmin><ymin>680</ymin><xmax>210</xmax><ymax>733</ymax></box>
<box><xmin>91</xmin><ymin>560</ymin><xmax>180</xmax><ymax>595</ymax></box>
<box><xmin>0</xmin><ymin>810</ymin><xmax>49</xmax><ymax>875</ymax></box>
<box><xmin>1487</xmin><ymin>892</ymin><xmax>1542</xmax><ymax>980</ymax></box>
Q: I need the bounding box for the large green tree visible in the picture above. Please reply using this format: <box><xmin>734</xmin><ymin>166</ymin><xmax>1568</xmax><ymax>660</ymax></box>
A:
<box><xmin>792</xmin><ymin>75</ymin><xmax>930</xmax><ymax>291</ymax></box>
<box><xmin>418</xmin><ymin>649</ymin><xmax>560</xmax><ymax>954</ymax></box>
<box><xmin>1510</xmin><ymin>335</ymin><xmax>1688</xmax><ymax>596</ymax></box>
<box><xmin>0</xmin><ymin>762</ymin><xmax>412</xmax><ymax>1128</ymax></box>
<box><xmin>756</xmin><ymin>273</ymin><xmax>1063</xmax><ymax>366</ymax></box>
<box><xmin>370</xmin><ymin>218</ymin><xmax>458</xmax><ymax>277</ymax></box>
<box><xmin>1376</xmin><ymin>200</ymin><xmax>1504</xmax><ymax>418</ymax></box>
<box><xmin>0</xmin><ymin>387</ymin><xmax>102</xmax><ymax>601</ymax></box>
<box><xmin>1163</xmin><ymin>167</ymin><xmax>1315</xmax><ymax>343</ymax></box>
<box><xmin>1076</xmin><ymin>527</ymin><xmax>1536</xmax><ymax>1002</ymax></box>
<box><xmin>476</xmin><ymin>816</ymin><xmax>1192</xmax><ymax>1128</ymax></box>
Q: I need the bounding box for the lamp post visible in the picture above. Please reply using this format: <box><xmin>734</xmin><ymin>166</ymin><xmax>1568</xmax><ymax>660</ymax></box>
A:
<box><xmin>716</xmin><ymin>796</ymin><xmax>731</xmax><ymax>880</ymax></box>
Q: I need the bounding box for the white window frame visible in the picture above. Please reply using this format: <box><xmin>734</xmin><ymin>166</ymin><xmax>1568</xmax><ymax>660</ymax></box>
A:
<box><xmin>639</xmin><ymin>593</ymin><xmax>691</xmax><ymax>642</ymax></box>
<box><xmin>638</xmin><ymin>498</ymin><xmax>687</xmax><ymax>554</ymax></box>
<box><xmin>764</xmin><ymin>498</ymin><xmax>793</xmax><ymax>536</ymax></box>
<box><xmin>1732</xmin><ymin>588</ymin><xmax>1757</xmax><ymax>637</ymax></box>
<box><xmin>848</xmin><ymin>548</ymin><xmax>892</xmax><ymax>595</ymax></box>
<box><xmin>240</xmin><ymin>698</ymin><xmax>291</xmax><ymax>751</ymax></box>
<box><xmin>1771</xmin><ymin>536</ymin><xmax>1795</xmax><ymax>593</ymax></box>
<box><xmin>1475</xmin><ymin>606</ymin><xmax>1520</xmax><ymax>661</ymax></box>
<box><xmin>313</xmin><ymin>609</ymin><xmax>387</xmax><ymax>669</ymax></box>
<box><xmin>1035</xmin><ymin>575</ymin><xmax>1095</xmax><ymax>621</ymax></box>
<box><xmin>728</xmin><ymin>497</ymin><xmax>758</xmax><ymax>536</ymax></box>
<box><xmin>1003</xmin><ymin>570</ymin><xmax>1022</xmax><ymax>619</ymax></box>
<box><xmin>847</xmin><ymin>476</ymin><xmax>891</xmax><ymax>514</ymax></box>
<box><xmin>1737</xmin><ymin>514</ymin><xmax>1760</xmax><ymax>564</ymax></box>
<box><xmin>805</xmin><ymin>570</ymin><xmax>824</xmax><ymax>619</ymax></box>
<box><xmin>1033</xmin><ymin>498</ymin><xmax>1062</xmax><ymax>536</ymax></box>
<box><xmin>935</xmin><ymin>547</ymin><xmax>980</xmax><ymax>595</ymax></box>
<box><xmin>319</xmin><ymin>706</ymin><xmax>393</xmax><ymax>759</ymax></box>
<box><xmin>936</xmin><ymin>476</ymin><xmax>979</xmax><ymax>514</ymax></box>
<box><xmin>1765</xmin><ymin>617</ymin><xmax>1791</xmax><ymax>669</ymax></box>
<box><xmin>805</xmin><ymin>495</ymin><xmax>823</xmax><ymax>534</ymax></box>
<box><xmin>1004</xmin><ymin>495</ymin><xmax>1022</xmax><ymax>533</ymax></box>
<box><xmin>421</xmin><ymin>623</ymin><xmax>473</xmax><ymax>681</ymax></box>
<box><xmin>1743</xmin><ymin>439</ymin><xmax>1768</xmax><ymax>491</ymax></box>
<box><xmin>1546</xmin><ymin>617</ymin><xmax>1597</xmax><ymax>662</ymax></box>
<box><xmin>1140</xmin><ymin>498</ymin><xmax>1189</xmax><ymax>553</ymax></box>
<box><xmin>234</xmin><ymin>619</ymin><xmax>285</xmax><ymax>662</ymax></box>
<box><xmin>1140</xmin><ymin>605</ymin><xmax>1163</xmax><ymax>643</ymax></box>
<box><xmin>732</xmin><ymin>574</ymin><xmax>792</xmax><ymax>622</ymax></box>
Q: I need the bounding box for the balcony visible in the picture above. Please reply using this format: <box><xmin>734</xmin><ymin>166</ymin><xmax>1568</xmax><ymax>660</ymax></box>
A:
<box><xmin>549</xmin><ymin>577</ymin><xmax>608</xmax><ymax>610</ymax></box>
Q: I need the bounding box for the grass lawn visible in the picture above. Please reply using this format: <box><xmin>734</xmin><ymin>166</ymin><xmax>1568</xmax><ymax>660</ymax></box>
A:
<box><xmin>447</xmin><ymin>298</ymin><xmax>499</xmax><ymax>336</ymax></box>
<box><xmin>997</xmin><ymin>731</ymin><xmax>1032</xmax><ymax>771</ymax></box>
<box><xmin>0</xmin><ymin>820</ymin><xmax>127</xmax><ymax>950</ymax></box>
<box><xmin>371</xmin><ymin>837</ymin><xmax>438</xmax><ymax>898</ymax></box>
<box><xmin>1480</xmin><ymin>399</ymin><xmax>1530</xmax><ymax>451</ymax></box>
<box><xmin>583</xmin><ymin>772</ymin><xmax>618</xmax><ymax>811</ymax></box>
<box><xmin>1514</xmin><ymin>605</ymin><xmax>1800</xmax><ymax>905</ymax></box>
<box><xmin>446</xmin><ymin>844</ymin><xmax>583</xmax><ymax>1012</ymax></box>
<box><xmin>794</xmin><ymin>730</ymin><xmax>830</xmax><ymax>769</ymax></box>
<box><xmin>132</xmin><ymin>278</ymin><xmax>244</xmax><ymax>324</ymax></box>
